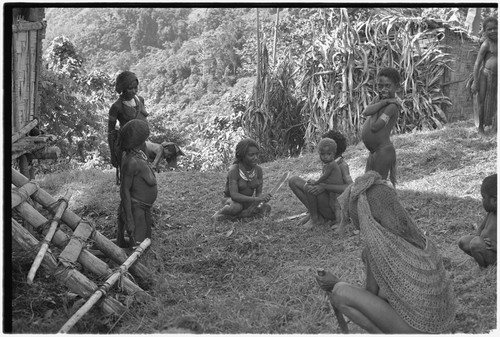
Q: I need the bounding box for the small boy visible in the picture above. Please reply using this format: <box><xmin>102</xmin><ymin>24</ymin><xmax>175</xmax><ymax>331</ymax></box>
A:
<box><xmin>117</xmin><ymin>119</ymin><xmax>158</xmax><ymax>249</ymax></box>
<box><xmin>458</xmin><ymin>174</ymin><xmax>497</xmax><ymax>267</ymax></box>
<box><xmin>361</xmin><ymin>67</ymin><xmax>401</xmax><ymax>186</ymax></box>
<box><xmin>305</xmin><ymin>138</ymin><xmax>344</xmax><ymax>228</ymax></box>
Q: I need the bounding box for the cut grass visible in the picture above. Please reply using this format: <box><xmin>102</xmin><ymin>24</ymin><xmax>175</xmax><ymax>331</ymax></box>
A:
<box><xmin>10</xmin><ymin>120</ymin><xmax>496</xmax><ymax>333</ymax></box>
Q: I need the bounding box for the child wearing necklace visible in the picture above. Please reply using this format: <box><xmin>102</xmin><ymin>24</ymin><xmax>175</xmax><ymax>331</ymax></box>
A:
<box><xmin>116</xmin><ymin>119</ymin><xmax>157</xmax><ymax>249</ymax></box>
<box><xmin>212</xmin><ymin>138</ymin><xmax>272</xmax><ymax>221</ymax></box>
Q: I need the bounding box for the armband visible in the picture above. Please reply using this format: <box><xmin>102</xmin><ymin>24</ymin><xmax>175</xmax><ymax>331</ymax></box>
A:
<box><xmin>380</xmin><ymin>113</ymin><xmax>390</xmax><ymax>124</ymax></box>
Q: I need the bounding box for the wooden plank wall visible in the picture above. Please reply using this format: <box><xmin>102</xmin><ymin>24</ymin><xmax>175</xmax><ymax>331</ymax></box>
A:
<box><xmin>12</xmin><ymin>21</ymin><xmax>45</xmax><ymax>134</ymax></box>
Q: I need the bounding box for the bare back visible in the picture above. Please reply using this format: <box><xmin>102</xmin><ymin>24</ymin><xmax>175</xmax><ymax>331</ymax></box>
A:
<box><xmin>316</xmin><ymin>160</ymin><xmax>344</xmax><ymax>186</ymax></box>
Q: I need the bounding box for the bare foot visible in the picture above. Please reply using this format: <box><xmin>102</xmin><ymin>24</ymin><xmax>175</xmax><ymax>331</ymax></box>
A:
<box><xmin>303</xmin><ymin>218</ymin><xmax>323</xmax><ymax>229</ymax></box>
<box><xmin>299</xmin><ymin>214</ymin><xmax>310</xmax><ymax>225</ymax></box>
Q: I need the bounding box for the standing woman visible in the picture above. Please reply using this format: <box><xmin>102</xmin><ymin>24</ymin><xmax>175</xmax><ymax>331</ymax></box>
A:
<box><xmin>471</xmin><ymin>16</ymin><xmax>497</xmax><ymax>133</ymax></box>
<box><xmin>212</xmin><ymin>139</ymin><xmax>272</xmax><ymax>221</ymax></box>
<box><xmin>108</xmin><ymin>71</ymin><xmax>149</xmax><ymax>183</ymax></box>
<box><xmin>316</xmin><ymin>171</ymin><xmax>456</xmax><ymax>333</ymax></box>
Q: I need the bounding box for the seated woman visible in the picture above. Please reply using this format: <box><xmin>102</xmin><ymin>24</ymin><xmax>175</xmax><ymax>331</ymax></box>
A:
<box><xmin>212</xmin><ymin>138</ymin><xmax>272</xmax><ymax>221</ymax></box>
<box><xmin>288</xmin><ymin>131</ymin><xmax>353</xmax><ymax>229</ymax></box>
<box><xmin>315</xmin><ymin>171</ymin><xmax>456</xmax><ymax>334</ymax></box>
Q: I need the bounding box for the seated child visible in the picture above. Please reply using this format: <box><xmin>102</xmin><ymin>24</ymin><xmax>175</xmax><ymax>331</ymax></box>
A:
<box><xmin>117</xmin><ymin>119</ymin><xmax>158</xmax><ymax>248</ymax></box>
<box><xmin>458</xmin><ymin>174</ymin><xmax>497</xmax><ymax>267</ymax></box>
<box><xmin>305</xmin><ymin>138</ymin><xmax>344</xmax><ymax>228</ymax></box>
<box><xmin>212</xmin><ymin>138</ymin><xmax>272</xmax><ymax>221</ymax></box>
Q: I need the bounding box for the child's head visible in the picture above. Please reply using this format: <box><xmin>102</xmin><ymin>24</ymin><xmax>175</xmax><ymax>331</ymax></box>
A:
<box><xmin>481</xmin><ymin>174</ymin><xmax>497</xmax><ymax>213</ymax></box>
<box><xmin>482</xmin><ymin>16</ymin><xmax>498</xmax><ymax>42</ymax></box>
<box><xmin>377</xmin><ymin>67</ymin><xmax>400</xmax><ymax>99</ymax></box>
<box><xmin>116</xmin><ymin>71</ymin><xmax>139</xmax><ymax>99</ymax></box>
<box><xmin>322</xmin><ymin>130</ymin><xmax>347</xmax><ymax>157</ymax></box>
<box><xmin>120</xmin><ymin>119</ymin><xmax>150</xmax><ymax>151</ymax></box>
<box><xmin>317</xmin><ymin>138</ymin><xmax>337</xmax><ymax>164</ymax></box>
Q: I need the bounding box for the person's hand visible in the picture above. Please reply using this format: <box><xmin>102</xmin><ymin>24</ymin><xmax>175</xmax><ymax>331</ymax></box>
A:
<box><xmin>308</xmin><ymin>184</ymin><xmax>325</xmax><ymax>196</ymax></box>
<box><xmin>307</xmin><ymin>179</ymin><xmax>316</xmax><ymax>185</ymax></box>
<box><xmin>314</xmin><ymin>270</ymin><xmax>341</xmax><ymax>292</ymax></box>
<box><xmin>471</xmin><ymin>81</ymin><xmax>478</xmax><ymax>94</ymax></box>
<box><xmin>384</xmin><ymin>98</ymin><xmax>399</xmax><ymax>106</ymax></box>
<box><xmin>125</xmin><ymin>219</ymin><xmax>135</xmax><ymax>233</ymax></box>
<box><xmin>484</xmin><ymin>238</ymin><xmax>496</xmax><ymax>251</ymax></box>
<box><xmin>258</xmin><ymin>193</ymin><xmax>272</xmax><ymax>203</ymax></box>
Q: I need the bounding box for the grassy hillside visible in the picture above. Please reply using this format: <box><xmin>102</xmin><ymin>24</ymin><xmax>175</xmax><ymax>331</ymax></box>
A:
<box><xmin>11</xmin><ymin>120</ymin><xmax>496</xmax><ymax>333</ymax></box>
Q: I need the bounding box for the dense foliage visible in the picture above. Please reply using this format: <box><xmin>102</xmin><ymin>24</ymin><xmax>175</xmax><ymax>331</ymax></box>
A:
<box><xmin>40</xmin><ymin>7</ymin><xmax>497</xmax><ymax>170</ymax></box>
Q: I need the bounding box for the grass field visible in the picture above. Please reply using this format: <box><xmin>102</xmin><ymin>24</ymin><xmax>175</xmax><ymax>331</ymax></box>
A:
<box><xmin>10</xmin><ymin>120</ymin><xmax>497</xmax><ymax>334</ymax></box>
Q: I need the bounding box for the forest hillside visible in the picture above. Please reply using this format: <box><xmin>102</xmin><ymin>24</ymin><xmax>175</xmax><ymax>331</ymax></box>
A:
<box><xmin>37</xmin><ymin>6</ymin><xmax>497</xmax><ymax>174</ymax></box>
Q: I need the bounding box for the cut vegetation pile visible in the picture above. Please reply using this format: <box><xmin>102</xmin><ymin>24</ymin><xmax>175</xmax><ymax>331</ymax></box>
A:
<box><xmin>10</xmin><ymin>120</ymin><xmax>496</xmax><ymax>333</ymax></box>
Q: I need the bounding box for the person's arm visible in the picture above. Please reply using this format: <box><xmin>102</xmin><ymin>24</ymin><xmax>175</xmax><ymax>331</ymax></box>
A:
<box><xmin>472</xmin><ymin>42</ymin><xmax>489</xmax><ymax>94</ymax></box>
<box><xmin>120</xmin><ymin>157</ymin><xmax>138</xmax><ymax>233</ymax></box>
<box><xmin>254</xmin><ymin>166</ymin><xmax>271</xmax><ymax>202</ymax></box>
<box><xmin>149</xmin><ymin>143</ymin><xmax>163</xmax><ymax>170</ymax></box>
<box><xmin>475</xmin><ymin>215</ymin><xmax>488</xmax><ymax>236</ymax></box>
<box><xmin>370</xmin><ymin>104</ymin><xmax>398</xmax><ymax>132</ymax></box>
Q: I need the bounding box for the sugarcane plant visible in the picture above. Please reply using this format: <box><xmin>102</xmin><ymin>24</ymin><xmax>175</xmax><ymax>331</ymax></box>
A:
<box><xmin>297</xmin><ymin>8</ymin><xmax>455</xmax><ymax>147</ymax></box>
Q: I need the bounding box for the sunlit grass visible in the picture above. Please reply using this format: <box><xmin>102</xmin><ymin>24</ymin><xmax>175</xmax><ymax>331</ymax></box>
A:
<box><xmin>12</xmin><ymin>120</ymin><xmax>496</xmax><ymax>333</ymax></box>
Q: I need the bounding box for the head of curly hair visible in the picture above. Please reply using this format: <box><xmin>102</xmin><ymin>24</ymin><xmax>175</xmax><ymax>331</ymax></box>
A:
<box><xmin>322</xmin><ymin>130</ymin><xmax>347</xmax><ymax>156</ymax></box>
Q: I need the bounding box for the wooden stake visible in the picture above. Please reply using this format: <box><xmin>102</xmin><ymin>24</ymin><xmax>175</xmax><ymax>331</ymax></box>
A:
<box><xmin>58</xmin><ymin>238</ymin><xmax>151</xmax><ymax>334</ymax></box>
<box><xmin>27</xmin><ymin>191</ymin><xmax>72</xmax><ymax>285</ymax></box>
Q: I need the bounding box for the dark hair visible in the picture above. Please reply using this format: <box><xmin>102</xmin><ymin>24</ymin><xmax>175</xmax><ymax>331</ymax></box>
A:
<box><xmin>483</xmin><ymin>16</ymin><xmax>498</xmax><ymax>30</ymax></box>
<box><xmin>234</xmin><ymin>138</ymin><xmax>259</xmax><ymax>163</ymax></box>
<box><xmin>378</xmin><ymin>67</ymin><xmax>401</xmax><ymax>85</ymax></box>
<box><xmin>322</xmin><ymin>130</ymin><xmax>347</xmax><ymax>156</ymax></box>
<box><xmin>318</xmin><ymin>138</ymin><xmax>337</xmax><ymax>153</ymax></box>
<box><xmin>481</xmin><ymin>174</ymin><xmax>497</xmax><ymax>197</ymax></box>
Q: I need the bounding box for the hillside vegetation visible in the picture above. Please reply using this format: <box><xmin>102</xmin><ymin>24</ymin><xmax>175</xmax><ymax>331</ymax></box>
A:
<box><xmin>11</xmin><ymin>120</ymin><xmax>497</xmax><ymax>333</ymax></box>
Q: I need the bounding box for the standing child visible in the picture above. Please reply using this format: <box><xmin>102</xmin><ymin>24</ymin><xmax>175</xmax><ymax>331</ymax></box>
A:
<box><xmin>471</xmin><ymin>16</ymin><xmax>497</xmax><ymax>134</ymax></box>
<box><xmin>361</xmin><ymin>67</ymin><xmax>401</xmax><ymax>186</ymax></box>
<box><xmin>458</xmin><ymin>174</ymin><xmax>497</xmax><ymax>267</ymax></box>
<box><xmin>305</xmin><ymin>138</ymin><xmax>344</xmax><ymax>228</ymax></box>
<box><xmin>117</xmin><ymin>119</ymin><xmax>158</xmax><ymax>249</ymax></box>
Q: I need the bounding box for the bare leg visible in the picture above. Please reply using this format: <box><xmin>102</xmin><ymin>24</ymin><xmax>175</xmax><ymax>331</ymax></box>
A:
<box><xmin>288</xmin><ymin>176</ymin><xmax>309</xmax><ymax>209</ymax></box>
<box><xmin>458</xmin><ymin>235</ymin><xmax>475</xmax><ymax>256</ymax></box>
<box><xmin>477</xmin><ymin>73</ymin><xmax>487</xmax><ymax>133</ymax></box>
<box><xmin>370</xmin><ymin>144</ymin><xmax>396</xmax><ymax>181</ymax></box>
<box><xmin>331</xmin><ymin>282</ymin><xmax>423</xmax><ymax>334</ymax></box>
<box><xmin>470</xmin><ymin>236</ymin><xmax>497</xmax><ymax>267</ymax></box>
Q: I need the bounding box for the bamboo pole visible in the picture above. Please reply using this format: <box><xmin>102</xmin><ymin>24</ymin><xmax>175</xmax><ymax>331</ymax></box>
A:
<box><xmin>14</xmin><ymin>199</ymin><xmax>150</xmax><ymax>299</ymax></box>
<box><xmin>12</xmin><ymin>118</ymin><xmax>38</xmax><ymax>143</ymax></box>
<box><xmin>12</xmin><ymin>219</ymin><xmax>126</xmax><ymax>316</ymax></box>
<box><xmin>12</xmin><ymin>181</ymin><xmax>39</xmax><ymax>208</ymax></box>
<box><xmin>27</xmin><ymin>191</ymin><xmax>72</xmax><ymax>285</ymax></box>
<box><xmin>12</xmin><ymin>168</ymin><xmax>152</xmax><ymax>282</ymax></box>
<box><xmin>59</xmin><ymin>238</ymin><xmax>151</xmax><ymax>334</ymax></box>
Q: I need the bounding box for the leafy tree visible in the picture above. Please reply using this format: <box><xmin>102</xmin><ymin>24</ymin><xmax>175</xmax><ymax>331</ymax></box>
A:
<box><xmin>40</xmin><ymin>36</ymin><xmax>114</xmax><ymax>162</ymax></box>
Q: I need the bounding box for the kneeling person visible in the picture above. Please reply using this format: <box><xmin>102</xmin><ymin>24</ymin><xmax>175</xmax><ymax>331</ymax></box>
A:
<box><xmin>212</xmin><ymin>138</ymin><xmax>271</xmax><ymax>221</ymax></box>
<box><xmin>458</xmin><ymin>174</ymin><xmax>497</xmax><ymax>267</ymax></box>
